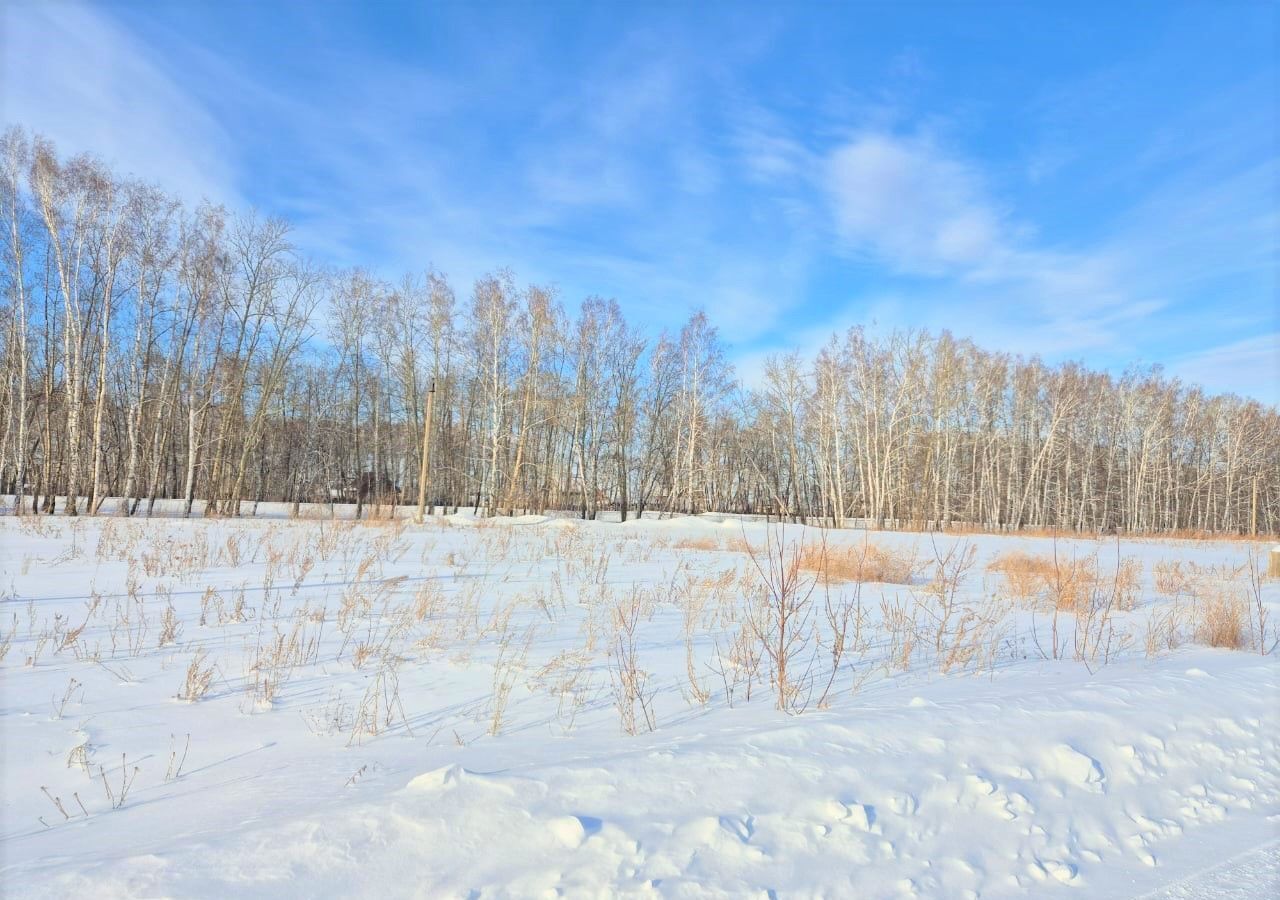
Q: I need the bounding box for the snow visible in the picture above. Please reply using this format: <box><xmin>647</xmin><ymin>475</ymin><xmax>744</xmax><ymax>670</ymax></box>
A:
<box><xmin>1143</xmin><ymin>839</ymin><xmax>1280</xmax><ymax>899</ymax></box>
<box><xmin>1</xmin><ymin>509</ymin><xmax>1277</xmax><ymax>897</ymax></box>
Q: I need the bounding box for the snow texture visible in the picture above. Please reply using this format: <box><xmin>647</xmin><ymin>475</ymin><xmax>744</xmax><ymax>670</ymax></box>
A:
<box><xmin>0</xmin><ymin>505</ymin><xmax>1276</xmax><ymax>897</ymax></box>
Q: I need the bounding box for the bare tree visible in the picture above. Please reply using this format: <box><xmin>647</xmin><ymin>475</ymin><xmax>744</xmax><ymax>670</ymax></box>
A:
<box><xmin>1</xmin><ymin>128</ymin><xmax>1274</xmax><ymax>535</ymax></box>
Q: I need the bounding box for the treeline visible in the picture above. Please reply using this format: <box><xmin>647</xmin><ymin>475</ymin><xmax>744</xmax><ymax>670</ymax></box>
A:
<box><xmin>1</xmin><ymin>127</ymin><xmax>1277</xmax><ymax>533</ymax></box>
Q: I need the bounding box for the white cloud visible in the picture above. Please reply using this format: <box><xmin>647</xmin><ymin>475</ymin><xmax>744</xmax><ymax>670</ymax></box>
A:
<box><xmin>815</xmin><ymin>129</ymin><xmax>1213</xmax><ymax>365</ymax></box>
<box><xmin>826</xmin><ymin>133</ymin><xmax>1005</xmax><ymax>272</ymax></box>
<box><xmin>4</xmin><ymin>5</ymin><xmax>1268</xmax><ymax>405</ymax></box>
<box><xmin>740</xmin><ymin>130</ymin><xmax>812</xmax><ymax>183</ymax></box>
<box><xmin>1</xmin><ymin>1</ymin><xmax>239</xmax><ymax>205</ymax></box>
<box><xmin>821</xmin><ymin>131</ymin><xmax>1134</xmax><ymax>314</ymax></box>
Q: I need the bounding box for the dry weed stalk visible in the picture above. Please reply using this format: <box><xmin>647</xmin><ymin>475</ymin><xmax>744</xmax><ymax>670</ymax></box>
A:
<box><xmin>1144</xmin><ymin>597</ymin><xmax>1183</xmax><ymax>657</ymax></box>
<box><xmin>608</xmin><ymin>587</ymin><xmax>657</xmax><ymax>735</ymax></box>
<box><xmin>1069</xmin><ymin>545</ymin><xmax>1134</xmax><ymax>669</ymax></box>
<box><xmin>349</xmin><ymin>653</ymin><xmax>414</xmax><ymax>745</ymax></box>
<box><xmin>40</xmin><ymin>785</ymin><xmax>84</xmax><ymax>823</ymax></box>
<box><xmin>707</xmin><ymin>623</ymin><xmax>764</xmax><ymax>707</ymax></box>
<box><xmin>50</xmin><ymin>607</ymin><xmax>92</xmax><ymax>657</ymax></box>
<box><xmin>989</xmin><ymin>549</ymin><xmax>1099</xmax><ymax>612</ymax></box>
<box><xmin>0</xmin><ymin>614</ymin><xmax>17</xmax><ymax>663</ymax></box>
<box><xmin>1145</xmin><ymin>553</ymin><xmax>1268</xmax><ymax>655</ymax></box>
<box><xmin>302</xmin><ymin>689</ymin><xmax>354</xmax><ymax>737</ymax></box>
<box><xmin>164</xmin><ymin>733</ymin><xmax>191</xmax><ymax>782</ymax></box>
<box><xmin>1153</xmin><ymin>560</ymin><xmax>1195</xmax><ymax>597</ymax></box>
<box><xmin>100</xmin><ymin>754</ymin><xmax>140</xmax><ymax>810</ymax></box>
<box><xmin>26</xmin><ymin>627</ymin><xmax>50</xmax><ymax>667</ymax></box>
<box><xmin>1022</xmin><ymin>540</ymin><xmax>1134</xmax><ymax>667</ymax></box>
<box><xmin>198</xmin><ymin>586</ymin><xmax>219</xmax><ymax>626</ymax></box>
<box><xmin>530</xmin><ymin>649</ymin><xmax>596</xmax><ymax>734</ymax></box>
<box><xmin>407</xmin><ymin>580</ymin><xmax>442</xmax><ymax>623</ymax></box>
<box><xmin>879</xmin><ymin>590</ymin><xmax>918</xmax><ymax>672</ymax></box>
<box><xmin>488</xmin><ymin>624</ymin><xmax>538</xmax><ymax>736</ymax></box>
<box><xmin>1113</xmin><ymin>557</ymin><xmax>1142</xmax><ymax>611</ymax></box>
<box><xmin>179</xmin><ymin>649</ymin><xmax>217</xmax><ymax>701</ymax></box>
<box><xmin>246</xmin><ymin>607</ymin><xmax>325</xmax><ymax>704</ymax></box>
<box><xmin>672</xmin><ymin>536</ymin><xmax>724</xmax><ymax>552</ymax></box>
<box><xmin>679</xmin><ymin>576</ymin><xmax>713</xmax><ymax>706</ymax></box>
<box><xmin>105</xmin><ymin>572</ymin><xmax>151</xmax><ymax>657</ymax></box>
<box><xmin>157</xmin><ymin>598</ymin><xmax>182</xmax><ymax>648</ymax></box>
<box><xmin>67</xmin><ymin>740</ymin><xmax>93</xmax><ymax>774</ymax></box>
<box><xmin>50</xmin><ymin>677</ymin><xmax>82</xmax><ymax>719</ymax></box>
<box><xmin>815</xmin><ymin>577</ymin><xmax>871</xmax><ymax>707</ymax></box>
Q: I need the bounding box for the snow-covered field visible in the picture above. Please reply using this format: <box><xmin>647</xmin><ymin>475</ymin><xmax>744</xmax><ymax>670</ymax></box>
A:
<box><xmin>1</xmin><ymin>508</ymin><xmax>1277</xmax><ymax>898</ymax></box>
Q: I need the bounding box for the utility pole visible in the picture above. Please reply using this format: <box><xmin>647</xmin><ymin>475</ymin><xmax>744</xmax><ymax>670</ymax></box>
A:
<box><xmin>1250</xmin><ymin>475</ymin><xmax>1258</xmax><ymax>536</ymax></box>
<box><xmin>416</xmin><ymin>378</ymin><xmax>436</xmax><ymax>522</ymax></box>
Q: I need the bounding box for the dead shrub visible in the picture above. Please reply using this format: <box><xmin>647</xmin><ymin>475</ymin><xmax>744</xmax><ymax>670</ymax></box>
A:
<box><xmin>920</xmin><ymin>540</ymin><xmax>1006</xmax><ymax>674</ymax></box>
<box><xmin>1193</xmin><ymin>588</ymin><xmax>1247</xmax><ymax>650</ymax></box>
<box><xmin>1246</xmin><ymin>548</ymin><xmax>1274</xmax><ymax>654</ymax></box>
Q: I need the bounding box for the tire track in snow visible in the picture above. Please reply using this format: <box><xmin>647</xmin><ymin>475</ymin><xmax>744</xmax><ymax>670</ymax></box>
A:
<box><xmin>1138</xmin><ymin>838</ymin><xmax>1279</xmax><ymax>899</ymax></box>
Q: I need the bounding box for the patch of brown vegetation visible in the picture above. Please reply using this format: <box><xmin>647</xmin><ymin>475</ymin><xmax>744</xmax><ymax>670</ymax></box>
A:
<box><xmin>987</xmin><ymin>551</ymin><xmax>1058</xmax><ymax>604</ymax></box>
<box><xmin>988</xmin><ymin>550</ymin><xmax>1140</xmax><ymax>613</ymax></box>
<box><xmin>672</xmin><ymin>537</ymin><xmax>724</xmax><ymax>552</ymax></box>
<box><xmin>797</xmin><ymin>542</ymin><xmax>921</xmax><ymax>585</ymax></box>
<box><xmin>1193</xmin><ymin>588</ymin><xmax>1247</xmax><ymax>649</ymax></box>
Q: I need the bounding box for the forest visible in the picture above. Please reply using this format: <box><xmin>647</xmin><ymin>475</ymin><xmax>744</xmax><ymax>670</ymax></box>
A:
<box><xmin>2</xmin><ymin>127</ymin><xmax>1278</xmax><ymax>534</ymax></box>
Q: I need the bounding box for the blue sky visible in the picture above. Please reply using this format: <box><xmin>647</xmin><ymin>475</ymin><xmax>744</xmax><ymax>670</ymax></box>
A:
<box><xmin>4</xmin><ymin>1</ymin><xmax>1277</xmax><ymax>401</ymax></box>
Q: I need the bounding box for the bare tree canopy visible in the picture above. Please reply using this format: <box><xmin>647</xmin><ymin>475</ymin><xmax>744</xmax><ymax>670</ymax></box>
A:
<box><xmin>1</xmin><ymin>128</ymin><xmax>1277</xmax><ymax>533</ymax></box>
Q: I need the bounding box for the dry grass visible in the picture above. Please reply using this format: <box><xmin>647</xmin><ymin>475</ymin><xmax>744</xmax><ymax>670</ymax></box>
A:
<box><xmin>987</xmin><ymin>551</ymin><xmax>1057</xmax><ymax>604</ymax></box>
<box><xmin>906</xmin><ymin>520</ymin><xmax>1277</xmax><ymax>544</ymax></box>
<box><xmin>1192</xmin><ymin>588</ymin><xmax>1247</xmax><ymax>649</ymax></box>
<box><xmin>1153</xmin><ymin>560</ymin><xmax>1195</xmax><ymax>596</ymax></box>
<box><xmin>1145</xmin><ymin>557</ymin><xmax>1265</xmax><ymax>654</ymax></box>
<box><xmin>987</xmin><ymin>550</ymin><xmax>1133</xmax><ymax>613</ymax></box>
<box><xmin>798</xmin><ymin>542</ymin><xmax>920</xmax><ymax>585</ymax></box>
<box><xmin>1146</xmin><ymin>529</ymin><xmax>1277</xmax><ymax>544</ymax></box>
<box><xmin>1112</xmin><ymin>557</ymin><xmax>1142</xmax><ymax>611</ymax></box>
<box><xmin>669</xmin><ymin>534</ymin><xmax>761</xmax><ymax>556</ymax></box>
<box><xmin>1046</xmin><ymin>560</ymin><xmax>1104</xmax><ymax>613</ymax></box>
<box><xmin>906</xmin><ymin>522</ymin><xmax>1080</xmax><ymax>540</ymax></box>
<box><xmin>672</xmin><ymin>536</ymin><xmax>726</xmax><ymax>552</ymax></box>
<box><xmin>178</xmin><ymin>649</ymin><xmax>216</xmax><ymax>702</ymax></box>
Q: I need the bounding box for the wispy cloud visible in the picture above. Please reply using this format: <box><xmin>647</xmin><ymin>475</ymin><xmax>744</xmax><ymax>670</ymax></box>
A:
<box><xmin>826</xmin><ymin>133</ymin><xmax>1007</xmax><ymax>273</ymax></box>
<box><xmin>1170</xmin><ymin>334</ymin><xmax>1280</xmax><ymax>404</ymax></box>
<box><xmin>804</xmin><ymin>127</ymin><xmax>1172</xmax><ymax>366</ymax></box>
<box><xmin>821</xmin><ymin>131</ymin><xmax>1139</xmax><ymax>318</ymax></box>
<box><xmin>2</xmin><ymin>1</ymin><xmax>240</xmax><ymax>205</ymax></box>
<box><xmin>3</xmin><ymin>2</ymin><xmax>1272</xmax><ymax>403</ymax></box>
